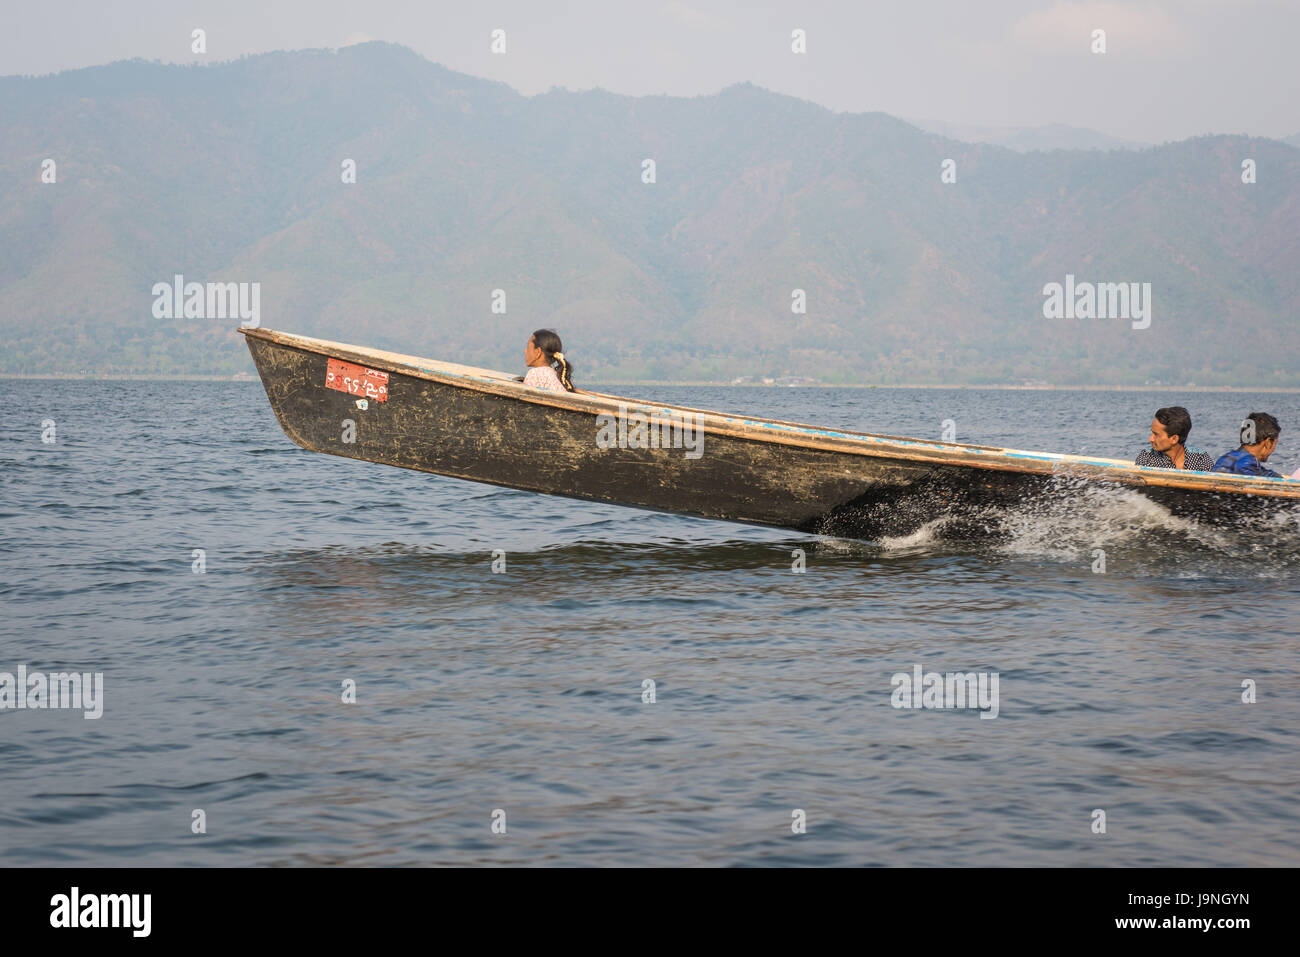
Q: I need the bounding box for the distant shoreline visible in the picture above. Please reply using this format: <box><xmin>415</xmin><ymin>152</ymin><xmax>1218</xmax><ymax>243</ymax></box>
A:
<box><xmin>2</xmin><ymin>374</ymin><xmax>1298</xmax><ymax>393</ymax></box>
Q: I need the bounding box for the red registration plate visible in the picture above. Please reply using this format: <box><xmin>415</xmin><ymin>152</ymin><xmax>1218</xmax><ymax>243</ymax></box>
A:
<box><xmin>325</xmin><ymin>358</ymin><xmax>389</xmax><ymax>402</ymax></box>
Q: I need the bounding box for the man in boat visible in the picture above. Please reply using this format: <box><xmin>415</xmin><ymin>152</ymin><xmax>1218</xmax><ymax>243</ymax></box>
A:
<box><xmin>1134</xmin><ymin>406</ymin><xmax>1212</xmax><ymax>471</ymax></box>
<box><xmin>1213</xmin><ymin>412</ymin><xmax>1284</xmax><ymax>478</ymax></box>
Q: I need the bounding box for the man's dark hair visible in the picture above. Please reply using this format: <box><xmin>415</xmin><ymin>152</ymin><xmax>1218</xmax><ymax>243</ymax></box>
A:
<box><xmin>1241</xmin><ymin>411</ymin><xmax>1281</xmax><ymax>446</ymax></box>
<box><xmin>1154</xmin><ymin>406</ymin><xmax>1192</xmax><ymax>445</ymax></box>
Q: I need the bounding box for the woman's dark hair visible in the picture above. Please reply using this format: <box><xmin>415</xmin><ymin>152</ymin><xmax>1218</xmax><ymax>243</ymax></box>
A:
<box><xmin>1154</xmin><ymin>406</ymin><xmax>1192</xmax><ymax>445</ymax></box>
<box><xmin>532</xmin><ymin>328</ymin><xmax>574</xmax><ymax>391</ymax></box>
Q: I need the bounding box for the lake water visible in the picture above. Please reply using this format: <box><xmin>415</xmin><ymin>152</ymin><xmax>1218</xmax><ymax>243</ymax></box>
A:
<box><xmin>2</xmin><ymin>381</ymin><xmax>1298</xmax><ymax>866</ymax></box>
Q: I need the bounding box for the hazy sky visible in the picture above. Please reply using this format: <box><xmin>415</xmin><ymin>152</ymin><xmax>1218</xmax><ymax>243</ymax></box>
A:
<box><xmin>4</xmin><ymin>0</ymin><xmax>1298</xmax><ymax>143</ymax></box>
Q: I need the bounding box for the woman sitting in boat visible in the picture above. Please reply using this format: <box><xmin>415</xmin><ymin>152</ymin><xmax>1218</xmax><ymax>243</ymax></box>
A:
<box><xmin>523</xmin><ymin>329</ymin><xmax>575</xmax><ymax>392</ymax></box>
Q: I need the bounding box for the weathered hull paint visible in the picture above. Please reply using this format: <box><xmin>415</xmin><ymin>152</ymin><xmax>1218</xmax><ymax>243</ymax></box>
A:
<box><xmin>240</xmin><ymin>328</ymin><xmax>1300</xmax><ymax>541</ymax></box>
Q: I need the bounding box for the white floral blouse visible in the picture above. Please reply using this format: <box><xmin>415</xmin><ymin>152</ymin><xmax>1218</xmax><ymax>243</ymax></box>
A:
<box><xmin>523</xmin><ymin>365</ymin><xmax>566</xmax><ymax>392</ymax></box>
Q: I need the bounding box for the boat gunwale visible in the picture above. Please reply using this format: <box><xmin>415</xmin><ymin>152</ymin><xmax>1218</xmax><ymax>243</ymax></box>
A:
<box><xmin>239</xmin><ymin>327</ymin><xmax>1300</xmax><ymax>501</ymax></box>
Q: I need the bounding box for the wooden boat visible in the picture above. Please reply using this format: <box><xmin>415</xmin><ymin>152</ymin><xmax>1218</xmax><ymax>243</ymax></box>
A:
<box><xmin>240</xmin><ymin>327</ymin><xmax>1300</xmax><ymax>540</ymax></box>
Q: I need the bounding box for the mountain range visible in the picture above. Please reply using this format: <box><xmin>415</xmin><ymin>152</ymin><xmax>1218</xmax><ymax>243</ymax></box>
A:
<box><xmin>1</xmin><ymin>42</ymin><xmax>1297</xmax><ymax>386</ymax></box>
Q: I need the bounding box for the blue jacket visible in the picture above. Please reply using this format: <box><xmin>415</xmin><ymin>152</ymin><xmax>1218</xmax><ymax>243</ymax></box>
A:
<box><xmin>1212</xmin><ymin>448</ymin><xmax>1282</xmax><ymax>478</ymax></box>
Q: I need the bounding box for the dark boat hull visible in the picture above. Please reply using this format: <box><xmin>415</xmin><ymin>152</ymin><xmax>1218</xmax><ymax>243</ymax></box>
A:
<box><xmin>242</xmin><ymin>329</ymin><xmax>1300</xmax><ymax>541</ymax></box>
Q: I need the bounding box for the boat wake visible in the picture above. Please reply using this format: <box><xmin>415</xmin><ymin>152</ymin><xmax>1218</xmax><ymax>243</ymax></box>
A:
<box><xmin>825</xmin><ymin>475</ymin><xmax>1300</xmax><ymax>570</ymax></box>
<box><xmin>992</xmin><ymin>482</ymin><xmax>1234</xmax><ymax>560</ymax></box>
